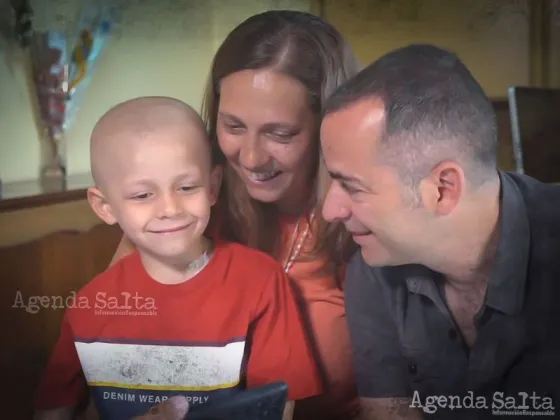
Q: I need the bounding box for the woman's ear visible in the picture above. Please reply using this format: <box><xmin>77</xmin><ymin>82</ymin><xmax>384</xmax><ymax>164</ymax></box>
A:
<box><xmin>209</xmin><ymin>165</ymin><xmax>223</xmax><ymax>206</ymax></box>
<box><xmin>87</xmin><ymin>187</ymin><xmax>117</xmax><ymax>225</ymax></box>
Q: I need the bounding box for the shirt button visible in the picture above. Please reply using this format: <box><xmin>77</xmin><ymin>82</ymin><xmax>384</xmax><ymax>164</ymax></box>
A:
<box><xmin>408</xmin><ymin>364</ymin><xmax>418</xmax><ymax>375</ymax></box>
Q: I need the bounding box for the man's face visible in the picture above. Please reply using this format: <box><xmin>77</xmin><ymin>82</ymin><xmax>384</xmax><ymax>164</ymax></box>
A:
<box><xmin>320</xmin><ymin>99</ymin><xmax>430</xmax><ymax>266</ymax></box>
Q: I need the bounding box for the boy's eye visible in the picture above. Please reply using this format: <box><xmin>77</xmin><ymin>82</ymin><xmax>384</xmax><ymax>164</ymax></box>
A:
<box><xmin>130</xmin><ymin>193</ymin><xmax>150</xmax><ymax>200</ymax></box>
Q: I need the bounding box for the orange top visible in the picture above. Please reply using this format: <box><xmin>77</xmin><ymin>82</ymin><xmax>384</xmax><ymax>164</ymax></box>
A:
<box><xmin>279</xmin><ymin>214</ymin><xmax>360</xmax><ymax>420</ymax></box>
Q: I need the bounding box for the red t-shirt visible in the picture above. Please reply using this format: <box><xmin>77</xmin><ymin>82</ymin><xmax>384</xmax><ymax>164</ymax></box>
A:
<box><xmin>34</xmin><ymin>241</ymin><xmax>322</xmax><ymax>418</ymax></box>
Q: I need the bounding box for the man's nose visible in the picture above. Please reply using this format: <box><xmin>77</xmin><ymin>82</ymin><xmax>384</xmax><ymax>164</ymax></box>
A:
<box><xmin>239</xmin><ymin>134</ymin><xmax>269</xmax><ymax>170</ymax></box>
<box><xmin>322</xmin><ymin>183</ymin><xmax>351</xmax><ymax>222</ymax></box>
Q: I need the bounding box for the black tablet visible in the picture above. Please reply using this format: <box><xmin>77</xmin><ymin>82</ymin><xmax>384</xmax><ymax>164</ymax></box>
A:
<box><xmin>186</xmin><ymin>382</ymin><xmax>288</xmax><ymax>420</ymax></box>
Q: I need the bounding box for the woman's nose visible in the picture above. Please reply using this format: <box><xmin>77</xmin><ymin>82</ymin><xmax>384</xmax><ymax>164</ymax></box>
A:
<box><xmin>239</xmin><ymin>135</ymin><xmax>269</xmax><ymax>170</ymax></box>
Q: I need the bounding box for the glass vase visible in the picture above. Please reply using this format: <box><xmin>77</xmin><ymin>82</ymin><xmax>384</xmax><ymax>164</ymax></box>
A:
<box><xmin>39</xmin><ymin>126</ymin><xmax>67</xmax><ymax>193</ymax></box>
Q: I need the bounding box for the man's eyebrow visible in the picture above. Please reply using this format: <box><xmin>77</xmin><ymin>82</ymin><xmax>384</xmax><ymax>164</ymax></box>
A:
<box><xmin>329</xmin><ymin>171</ymin><xmax>367</xmax><ymax>187</ymax></box>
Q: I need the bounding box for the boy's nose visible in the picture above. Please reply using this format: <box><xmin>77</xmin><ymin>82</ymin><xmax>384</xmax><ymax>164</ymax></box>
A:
<box><xmin>158</xmin><ymin>194</ymin><xmax>182</xmax><ymax>218</ymax></box>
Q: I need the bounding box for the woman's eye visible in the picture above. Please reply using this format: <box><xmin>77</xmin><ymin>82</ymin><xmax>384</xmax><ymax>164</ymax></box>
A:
<box><xmin>270</xmin><ymin>132</ymin><xmax>294</xmax><ymax>142</ymax></box>
<box><xmin>224</xmin><ymin>124</ymin><xmax>244</xmax><ymax>133</ymax></box>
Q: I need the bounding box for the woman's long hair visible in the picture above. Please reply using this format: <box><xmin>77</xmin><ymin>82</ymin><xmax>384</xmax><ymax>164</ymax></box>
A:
<box><xmin>201</xmin><ymin>10</ymin><xmax>360</xmax><ymax>278</ymax></box>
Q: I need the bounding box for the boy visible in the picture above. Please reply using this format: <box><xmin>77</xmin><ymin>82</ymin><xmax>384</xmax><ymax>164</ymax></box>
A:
<box><xmin>33</xmin><ymin>97</ymin><xmax>321</xmax><ymax>419</ymax></box>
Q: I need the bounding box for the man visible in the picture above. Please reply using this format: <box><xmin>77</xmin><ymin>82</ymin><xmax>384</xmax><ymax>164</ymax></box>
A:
<box><xmin>320</xmin><ymin>44</ymin><xmax>560</xmax><ymax>419</ymax></box>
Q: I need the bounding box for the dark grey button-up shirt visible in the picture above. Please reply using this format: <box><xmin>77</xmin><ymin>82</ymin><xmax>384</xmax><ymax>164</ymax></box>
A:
<box><xmin>345</xmin><ymin>172</ymin><xmax>560</xmax><ymax>419</ymax></box>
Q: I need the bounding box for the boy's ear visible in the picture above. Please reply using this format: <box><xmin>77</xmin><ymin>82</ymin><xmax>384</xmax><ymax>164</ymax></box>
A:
<box><xmin>209</xmin><ymin>165</ymin><xmax>223</xmax><ymax>206</ymax></box>
<box><xmin>87</xmin><ymin>187</ymin><xmax>117</xmax><ymax>225</ymax></box>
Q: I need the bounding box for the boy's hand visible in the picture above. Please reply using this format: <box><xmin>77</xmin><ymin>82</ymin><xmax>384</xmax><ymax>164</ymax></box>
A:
<box><xmin>133</xmin><ymin>396</ymin><xmax>189</xmax><ymax>419</ymax></box>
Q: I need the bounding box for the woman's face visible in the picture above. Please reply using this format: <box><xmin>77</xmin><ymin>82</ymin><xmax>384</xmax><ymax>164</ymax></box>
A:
<box><xmin>216</xmin><ymin>69</ymin><xmax>317</xmax><ymax>212</ymax></box>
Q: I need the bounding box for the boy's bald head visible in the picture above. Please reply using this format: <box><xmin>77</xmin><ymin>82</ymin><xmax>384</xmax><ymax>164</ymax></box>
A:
<box><xmin>90</xmin><ymin>96</ymin><xmax>210</xmax><ymax>190</ymax></box>
<box><xmin>87</xmin><ymin>97</ymin><xmax>221</xmax><ymax>268</ymax></box>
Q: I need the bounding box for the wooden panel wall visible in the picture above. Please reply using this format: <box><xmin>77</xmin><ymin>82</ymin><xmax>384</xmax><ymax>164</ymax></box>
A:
<box><xmin>0</xmin><ymin>223</ymin><xmax>122</xmax><ymax>419</ymax></box>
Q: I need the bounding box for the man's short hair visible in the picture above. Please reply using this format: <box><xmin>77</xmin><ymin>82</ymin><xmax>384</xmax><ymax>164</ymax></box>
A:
<box><xmin>323</xmin><ymin>44</ymin><xmax>498</xmax><ymax>190</ymax></box>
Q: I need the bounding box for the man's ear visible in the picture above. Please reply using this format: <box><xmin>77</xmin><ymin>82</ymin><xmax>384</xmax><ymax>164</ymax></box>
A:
<box><xmin>419</xmin><ymin>161</ymin><xmax>464</xmax><ymax>216</ymax></box>
<box><xmin>87</xmin><ymin>187</ymin><xmax>117</xmax><ymax>225</ymax></box>
<box><xmin>209</xmin><ymin>165</ymin><xmax>223</xmax><ymax>206</ymax></box>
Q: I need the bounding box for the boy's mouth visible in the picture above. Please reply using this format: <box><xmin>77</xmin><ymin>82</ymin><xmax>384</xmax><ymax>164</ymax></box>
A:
<box><xmin>150</xmin><ymin>225</ymin><xmax>190</xmax><ymax>234</ymax></box>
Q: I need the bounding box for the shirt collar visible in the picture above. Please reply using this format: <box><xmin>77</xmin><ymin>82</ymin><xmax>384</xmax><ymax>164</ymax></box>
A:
<box><xmin>405</xmin><ymin>171</ymin><xmax>530</xmax><ymax>316</ymax></box>
<box><xmin>484</xmin><ymin>171</ymin><xmax>530</xmax><ymax>315</ymax></box>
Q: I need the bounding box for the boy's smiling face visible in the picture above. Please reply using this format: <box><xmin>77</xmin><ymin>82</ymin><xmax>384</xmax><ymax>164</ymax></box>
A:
<box><xmin>88</xmin><ymin>98</ymin><xmax>221</xmax><ymax>267</ymax></box>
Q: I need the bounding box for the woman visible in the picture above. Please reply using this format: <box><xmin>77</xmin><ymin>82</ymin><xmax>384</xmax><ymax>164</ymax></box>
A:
<box><xmin>113</xmin><ymin>10</ymin><xmax>361</xmax><ymax>419</ymax></box>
